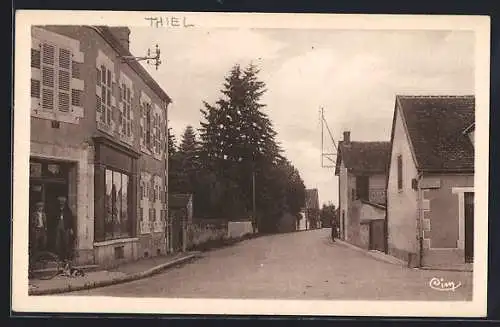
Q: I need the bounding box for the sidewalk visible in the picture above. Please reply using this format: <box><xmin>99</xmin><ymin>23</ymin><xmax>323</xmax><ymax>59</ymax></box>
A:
<box><xmin>28</xmin><ymin>251</ymin><xmax>202</xmax><ymax>296</ymax></box>
<box><xmin>334</xmin><ymin>239</ymin><xmax>473</xmax><ymax>272</ymax></box>
<box><xmin>334</xmin><ymin>239</ymin><xmax>407</xmax><ymax>266</ymax></box>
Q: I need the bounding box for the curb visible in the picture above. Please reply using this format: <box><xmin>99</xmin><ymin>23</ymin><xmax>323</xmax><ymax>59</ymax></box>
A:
<box><xmin>334</xmin><ymin>240</ymin><xmax>473</xmax><ymax>272</ymax></box>
<box><xmin>419</xmin><ymin>266</ymin><xmax>473</xmax><ymax>273</ymax></box>
<box><xmin>29</xmin><ymin>252</ymin><xmax>202</xmax><ymax>296</ymax></box>
<box><xmin>334</xmin><ymin>239</ymin><xmax>406</xmax><ymax>267</ymax></box>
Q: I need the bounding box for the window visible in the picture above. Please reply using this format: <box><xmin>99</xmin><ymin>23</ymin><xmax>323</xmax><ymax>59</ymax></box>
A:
<box><xmin>356</xmin><ymin>176</ymin><xmax>369</xmax><ymax>201</ymax></box>
<box><xmin>145</xmin><ymin>103</ymin><xmax>152</xmax><ymax>149</ymax></box>
<box><xmin>104</xmin><ymin>168</ymin><xmax>131</xmax><ymax>240</ymax></box>
<box><xmin>72</xmin><ymin>61</ymin><xmax>81</xmax><ymax>79</ymax></box>
<box><xmin>98</xmin><ymin>65</ymin><xmax>113</xmax><ymax>125</ymax></box>
<box><xmin>155</xmin><ymin>113</ymin><xmax>161</xmax><ymax>154</ymax></box>
<box><xmin>119</xmin><ymin>83</ymin><xmax>132</xmax><ymax>138</ymax></box>
<box><xmin>31</xmin><ymin>79</ymin><xmax>40</xmax><ymax>98</ymax></box>
<box><xmin>397</xmin><ymin>155</ymin><xmax>403</xmax><ymax>190</ymax></box>
<box><xmin>71</xmin><ymin>89</ymin><xmax>82</xmax><ymax>107</ymax></box>
<box><xmin>31</xmin><ymin>48</ymin><xmax>41</xmax><ymax>68</ymax></box>
<box><xmin>40</xmin><ymin>43</ymin><xmax>71</xmax><ymax>112</ymax></box>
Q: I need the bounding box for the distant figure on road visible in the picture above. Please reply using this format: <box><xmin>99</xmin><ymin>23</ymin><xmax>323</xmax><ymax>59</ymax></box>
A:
<box><xmin>331</xmin><ymin>219</ymin><xmax>337</xmax><ymax>242</ymax></box>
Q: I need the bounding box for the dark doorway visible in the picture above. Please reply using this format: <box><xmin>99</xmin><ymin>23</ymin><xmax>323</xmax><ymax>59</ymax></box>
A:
<box><xmin>29</xmin><ymin>159</ymin><xmax>70</xmax><ymax>253</ymax></box>
<box><xmin>464</xmin><ymin>192</ymin><xmax>474</xmax><ymax>263</ymax></box>
<box><xmin>369</xmin><ymin>220</ymin><xmax>385</xmax><ymax>252</ymax></box>
<box><xmin>170</xmin><ymin>209</ymin><xmax>184</xmax><ymax>252</ymax></box>
<box><xmin>356</xmin><ymin>176</ymin><xmax>369</xmax><ymax>201</ymax></box>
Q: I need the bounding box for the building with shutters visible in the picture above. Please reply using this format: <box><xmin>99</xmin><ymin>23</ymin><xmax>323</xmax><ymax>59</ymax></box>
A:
<box><xmin>29</xmin><ymin>25</ymin><xmax>172</xmax><ymax>267</ymax></box>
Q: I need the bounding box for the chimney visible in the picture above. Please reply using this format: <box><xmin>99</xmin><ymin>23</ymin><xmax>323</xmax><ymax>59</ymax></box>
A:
<box><xmin>108</xmin><ymin>27</ymin><xmax>131</xmax><ymax>51</ymax></box>
<box><xmin>343</xmin><ymin>131</ymin><xmax>351</xmax><ymax>144</ymax></box>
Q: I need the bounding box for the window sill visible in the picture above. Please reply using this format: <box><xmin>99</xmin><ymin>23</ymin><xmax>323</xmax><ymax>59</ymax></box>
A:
<box><xmin>97</xmin><ymin>121</ymin><xmax>115</xmax><ymax>136</ymax></box>
<box><xmin>94</xmin><ymin>237</ymin><xmax>139</xmax><ymax>247</ymax></box>
<box><xmin>31</xmin><ymin>107</ymin><xmax>81</xmax><ymax>125</ymax></box>
<box><xmin>118</xmin><ymin>134</ymin><xmax>134</xmax><ymax>146</ymax></box>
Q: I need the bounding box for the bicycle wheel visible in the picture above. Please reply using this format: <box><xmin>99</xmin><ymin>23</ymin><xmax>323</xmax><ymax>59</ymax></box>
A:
<box><xmin>30</xmin><ymin>251</ymin><xmax>63</xmax><ymax>280</ymax></box>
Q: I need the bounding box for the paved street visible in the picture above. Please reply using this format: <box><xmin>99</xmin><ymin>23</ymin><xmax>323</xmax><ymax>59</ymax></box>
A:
<box><xmin>66</xmin><ymin>229</ymin><xmax>472</xmax><ymax>300</ymax></box>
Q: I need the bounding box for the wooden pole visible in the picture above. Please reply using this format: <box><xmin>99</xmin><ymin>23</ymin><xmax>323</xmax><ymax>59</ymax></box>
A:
<box><xmin>252</xmin><ymin>170</ymin><xmax>256</xmax><ymax>233</ymax></box>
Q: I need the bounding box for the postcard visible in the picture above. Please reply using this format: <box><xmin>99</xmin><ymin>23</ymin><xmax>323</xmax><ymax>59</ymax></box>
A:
<box><xmin>12</xmin><ymin>10</ymin><xmax>490</xmax><ymax>317</ymax></box>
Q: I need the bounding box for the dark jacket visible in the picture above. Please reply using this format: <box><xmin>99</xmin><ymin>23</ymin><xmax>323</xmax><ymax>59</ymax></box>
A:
<box><xmin>52</xmin><ymin>205</ymin><xmax>75</xmax><ymax>231</ymax></box>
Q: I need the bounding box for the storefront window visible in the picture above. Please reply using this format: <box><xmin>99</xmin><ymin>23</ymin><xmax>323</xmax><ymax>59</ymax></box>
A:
<box><xmin>104</xmin><ymin>168</ymin><xmax>131</xmax><ymax>239</ymax></box>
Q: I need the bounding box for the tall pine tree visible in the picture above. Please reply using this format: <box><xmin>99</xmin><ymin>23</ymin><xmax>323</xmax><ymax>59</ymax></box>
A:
<box><xmin>198</xmin><ymin>63</ymin><xmax>304</xmax><ymax>231</ymax></box>
<box><xmin>175</xmin><ymin>125</ymin><xmax>200</xmax><ymax>194</ymax></box>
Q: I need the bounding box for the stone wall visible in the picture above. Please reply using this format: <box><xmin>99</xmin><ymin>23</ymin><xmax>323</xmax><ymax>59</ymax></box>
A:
<box><xmin>186</xmin><ymin>219</ymin><xmax>254</xmax><ymax>249</ymax></box>
<box><xmin>186</xmin><ymin>219</ymin><xmax>228</xmax><ymax>249</ymax></box>
<box><xmin>228</xmin><ymin>221</ymin><xmax>253</xmax><ymax>239</ymax></box>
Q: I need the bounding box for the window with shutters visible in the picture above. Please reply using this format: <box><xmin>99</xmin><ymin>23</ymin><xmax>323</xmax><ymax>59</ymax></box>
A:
<box><xmin>31</xmin><ymin>79</ymin><xmax>40</xmax><ymax>98</ymax></box>
<box><xmin>37</xmin><ymin>42</ymin><xmax>73</xmax><ymax>113</ymax></box>
<box><xmin>146</xmin><ymin>103</ymin><xmax>152</xmax><ymax>149</ymax></box>
<box><xmin>119</xmin><ymin>83</ymin><xmax>132</xmax><ymax>140</ymax></box>
<box><xmin>101</xmin><ymin>65</ymin><xmax>113</xmax><ymax>126</ymax></box>
<box><xmin>71</xmin><ymin>89</ymin><xmax>82</xmax><ymax>107</ymax></box>
<box><xmin>150</xmin><ymin>208</ymin><xmax>155</xmax><ymax>222</ymax></box>
<box><xmin>57</xmin><ymin>48</ymin><xmax>71</xmax><ymax>113</ymax></box>
<box><xmin>155</xmin><ymin>113</ymin><xmax>161</xmax><ymax>154</ymax></box>
<box><xmin>71</xmin><ymin>61</ymin><xmax>81</xmax><ymax>79</ymax></box>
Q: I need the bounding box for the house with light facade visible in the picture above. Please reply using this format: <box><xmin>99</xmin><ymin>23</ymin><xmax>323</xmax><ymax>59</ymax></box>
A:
<box><xmin>29</xmin><ymin>25</ymin><xmax>172</xmax><ymax>267</ymax></box>
<box><xmin>386</xmin><ymin>95</ymin><xmax>475</xmax><ymax>269</ymax></box>
<box><xmin>335</xmin><ymin>132</ymin><xmax>390</xmax><ymax>252</ymax></box>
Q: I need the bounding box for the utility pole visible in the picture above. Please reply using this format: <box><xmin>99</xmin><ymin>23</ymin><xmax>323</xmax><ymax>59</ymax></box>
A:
<box><xmin>252</xmin><ymin>170</ymin><xmax>256</xmax><ymax>233</ymax></box>
<box><xmin>320</xmin><ymin>107</ymin><xmax>337</xmax><ymax>168</ymax></box>
<box><xmin>321</xmin><ymin>107</ymin><xmax>324</xmax><ymax>168</ymax></box>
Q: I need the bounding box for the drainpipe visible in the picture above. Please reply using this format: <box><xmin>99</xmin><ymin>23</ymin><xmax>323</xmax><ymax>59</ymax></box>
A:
<box><xmin>416</xmin><ymin>171</ymin><xmax>424</xmax><ymax>268</ymax></box>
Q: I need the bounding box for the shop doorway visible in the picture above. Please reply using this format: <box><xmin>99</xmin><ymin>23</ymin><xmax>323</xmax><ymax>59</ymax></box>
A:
<box><xmin>29</xmin><ymin>159</ymin><xmax>70</xmax><ymax>253</ymax></box>
<box><xmin>464</xmin><ymin>192</ymin><xmax>474</xmax><ymax>263</ymax></box>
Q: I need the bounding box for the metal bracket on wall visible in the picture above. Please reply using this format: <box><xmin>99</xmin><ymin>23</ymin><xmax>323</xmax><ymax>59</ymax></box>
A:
<box><xmin>118</xmin><ymin>44</ymin><xmax>162</xmax><ymax>70</ymax></box>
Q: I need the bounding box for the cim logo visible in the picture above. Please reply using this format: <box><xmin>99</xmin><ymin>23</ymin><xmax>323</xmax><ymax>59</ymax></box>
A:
<box><xmin>429</xmin><ymin>277</ymin><xmax>462</xmax><ymax>292</ymax></box>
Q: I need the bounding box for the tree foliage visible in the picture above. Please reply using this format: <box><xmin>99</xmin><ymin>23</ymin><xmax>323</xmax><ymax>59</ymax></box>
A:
<box><xmin>320</xmin><ymin>203</ymin><xmax>337</xmax><ymax>228</ymax></box>
<box><xmin>171</xmin><ymin>63</ymin><xmax>307</xmax><ymax>233</ymax></box>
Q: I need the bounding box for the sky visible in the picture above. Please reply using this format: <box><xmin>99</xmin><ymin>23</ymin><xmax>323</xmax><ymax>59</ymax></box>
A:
<box><xmin>129</xmin><ymin>27</ymin><xmax>474</xmax><ymax>207</ymax></box>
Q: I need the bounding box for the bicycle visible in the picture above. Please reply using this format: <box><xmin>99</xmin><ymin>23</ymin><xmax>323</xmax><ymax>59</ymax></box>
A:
<box><xmin>29</xmin><ymin>250</ymin><xmax>64</xmax><ymax>280</ymax></box>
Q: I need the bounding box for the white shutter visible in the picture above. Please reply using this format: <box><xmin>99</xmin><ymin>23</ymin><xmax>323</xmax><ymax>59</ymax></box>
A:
<box><xmin>57</xmin><ymin>48</ymin><xmax>72</xmax><ymax>113</ymax></box>
<box><xmin>156</xmin><ymin>114</ymin><xmax>160</xmax><ymax>154</ymax></box>
<box><xmin>106</xmin><ymin>88</ymin><xmax>112</xmax><ymax>125</ymax></box>
<box><xmin>41</xmin><ymin>43</ymin><xmax>55</xmax><ymax>110</ymax></box>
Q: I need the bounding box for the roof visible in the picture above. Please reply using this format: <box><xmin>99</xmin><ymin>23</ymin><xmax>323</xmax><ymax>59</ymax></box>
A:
<box><xmin>305</xmin><ymin>189</ymin><xmax>319</xmax><ymax>209</ymax></box>
<box><xmin>92</xmin><ymin>26</ymin><xmax>172</xmax><ymax>104</ymax></box>
<box><xmin>360</xmin><ymin>199</ymin><xmax>386</xmax><ymax>210</ymax></box>
<box><xmin>334</xmin><ymin>141</ymin><xmax>391</xmax><ymax>175</ymax></box>
<box><xmin>396</xmin><ymin>95</ymin><xmax>475</xmax><ymax>173</ymax></box>
<box><xmin>169</xmin><ymin>194</ymin><xmax>193</xmax><ymax>208</ymax></box>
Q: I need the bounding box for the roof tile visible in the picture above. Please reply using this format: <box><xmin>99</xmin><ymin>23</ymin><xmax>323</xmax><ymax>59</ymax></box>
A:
<box><xmin>397</xmin><ymin>95</ymin><xmax>475</xmax><ymax>172</ymax></box>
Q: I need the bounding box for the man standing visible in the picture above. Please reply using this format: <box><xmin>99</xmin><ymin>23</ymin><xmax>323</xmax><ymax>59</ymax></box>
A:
<box><xmin>30</xmin><ymin>201</ymin><xmax>47</xmax><ymax>253</ymax></box>
<box><xmin>331</xmin><ymin>218</ymin><xmax>337</xmax><ymax>242</ymax></box>
<box><xmin>54</xmin><ymin>196</ymin><xmax>75</xmax><ymax>261</ymax></box>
